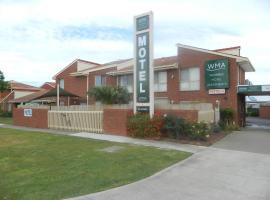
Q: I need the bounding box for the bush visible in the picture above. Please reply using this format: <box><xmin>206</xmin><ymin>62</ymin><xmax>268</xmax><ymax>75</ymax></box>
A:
<box><xmin>127</xmin><ymin>114</ymin><xmax>163</xmax><ymax>138</ymax></box>
<box><xmin>0</xmin><ymin>110</ymin><xmax>12</xmax><ymax>117</ymax></box>
<box><xmin>246</xmin><ymin>107</ymin><xmax>259</xmax><ymax>117</ymax></box>
<box><xmin>162</xmin><ymin>115</ymin><xmax>190</xmax><ymax>139</ymax></box>
<box><xmin>220</xmin><ymin>108</ymin><xmax>234</xmax><ymax>125</ymax></box>
<box><xmin>88</xmin><ymin>86</ymin><xmax>130</xmax><ymax>104</ymax></box>
<box><xmin>189</xmin><ymin>122</ymin><xmax>210</xmax><ymax>141</ymax></box>
<box><xmin>219</xmin><ymin>108</ymin><xmax>240</xmax><ymax>131</ymax></box>
<box><xmin>162</xmin><ymin>115</ymin><xmax>210</xmax><ymax>141</ymax></box>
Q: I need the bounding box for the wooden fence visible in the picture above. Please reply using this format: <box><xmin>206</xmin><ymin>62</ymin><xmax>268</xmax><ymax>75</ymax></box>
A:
<box><xmin>48</xmin><ymin>110</ymin><xmax>103</xmax><ymax>133</ymax></box>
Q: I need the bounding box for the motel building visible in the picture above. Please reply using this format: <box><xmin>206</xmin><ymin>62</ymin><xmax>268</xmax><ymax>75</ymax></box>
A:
<box><xmin>50</xmin><ymin>43</ymin><xmax>269</xmax><ymax>126</ymax></box>
<box><xmin>11</xmin><ymin>42</ymin><xmax>270</xmax><ymax>134</ymax></box>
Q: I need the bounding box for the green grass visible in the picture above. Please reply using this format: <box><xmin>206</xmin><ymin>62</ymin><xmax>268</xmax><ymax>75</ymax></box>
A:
<box><xmin>0</xmin><ymin>117</ymin><xmax>13</xmax><ymax>125</ymax></box>
<box><xmin>0</xmin><ymin>128</ymin><xmax>191</xmax><ymax>200</ymax></box>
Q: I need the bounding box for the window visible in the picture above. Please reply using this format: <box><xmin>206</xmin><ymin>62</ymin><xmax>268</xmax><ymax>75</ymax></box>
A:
<box><xmin>95</xmin><ymin>75</ymin><xmax>106</xmax><ymax>86</ymax></box>
<box><xmin>59</xmin><ymin>79</ymin><xmax>64</xmax><ymax>89</ymax></box>
<box><xmin>118</xmin><ymin>75</ymin><xmax>133</xmax><ymax>93</ymax></box>
<box><xmin>154</xmin><ymin>71</ymin><xmax>167</xmax><ymax>92</ymax></box>
<box><xmin>180</xmin><ymin>67</ymin><xmax>200</xmax><ymax>91</ymax></box>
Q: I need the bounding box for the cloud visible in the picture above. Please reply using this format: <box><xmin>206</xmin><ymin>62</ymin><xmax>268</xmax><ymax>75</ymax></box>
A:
<box><xmin>0</xmin><ymin>0</ymin><xmax>269</xmax><ymax>92</ymax></box>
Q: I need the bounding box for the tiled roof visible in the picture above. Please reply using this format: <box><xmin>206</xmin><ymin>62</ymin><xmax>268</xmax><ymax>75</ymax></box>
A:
<box><xmin>107</xmin><ymin>56</ymin><xmax>178</xmax><ymax>74</ymax></box>
<box><xmin>9</xmin><ymin>81</ymin><xmax>41</xmax><ymax>91</ymax></box>
<box><xmin>9</xmin><ymin>89</ymin><xmax>49</xmax><ymax>103</ymax></box>
<box><xmin>41</xmin><ymin>82</ymin><xmax>56</xmax><ymax>88</ymax></box>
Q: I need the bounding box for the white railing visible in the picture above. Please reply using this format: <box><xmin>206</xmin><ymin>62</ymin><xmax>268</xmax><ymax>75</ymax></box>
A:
<box><xmin>48</xmin><ymin>110</ymin><xmax>103</xmax><ymax>133</ymax></box>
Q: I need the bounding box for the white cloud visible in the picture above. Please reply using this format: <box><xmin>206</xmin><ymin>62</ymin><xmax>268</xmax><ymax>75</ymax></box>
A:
<box><xmin>0</xmin><ymin>0</ymin><xmax>269</xmax><ymax>94</ymax></box>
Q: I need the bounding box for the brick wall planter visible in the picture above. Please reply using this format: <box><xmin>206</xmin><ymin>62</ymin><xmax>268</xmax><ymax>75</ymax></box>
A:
<box><xmin>103</xmin><ymin>108</ymin><xmax>198</xmax><ymax>136</ymax></box>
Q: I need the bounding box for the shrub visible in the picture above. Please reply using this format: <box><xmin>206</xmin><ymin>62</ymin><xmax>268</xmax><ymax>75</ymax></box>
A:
<box><xmin>0</xmin><ymin>110</ymin><xmax>12</xmax><ymax>117</ymax></box>
<box><xmin>247</xmin><ymin>107</ymin><xmax>259</xmax><ymax>117</ymax></box>
<box><xmin>189</xmin><ymin>122</ymin><xmax>210</xmax><ymax>141</ymax></box>
<box><xmin>88</xmin><ymin>86</ymin><xmax>130</xmax><ymax>104</ymax></box>
<box><xmin>220</xmin><ymin>108</ymin><xmax>234</xmax><ymax>125</ymax></box>
<box><xmin>219</xmin><ymin>108</ymin><xmax>240</xmax><ymax>131</ymax></box>
<box><xmin>162</xmin><ymin>115</ymin><xmax>190</xmax><ymax>139</ymax></box>
<box><xmin>162</xmin><ymin>115</ymin><xmax>210</xmax><ymax>141</ymax></box>
<box><xmin>127</xmin><ymin>114</ymin><xmax>163</xmax><ymax>138</ymax></box>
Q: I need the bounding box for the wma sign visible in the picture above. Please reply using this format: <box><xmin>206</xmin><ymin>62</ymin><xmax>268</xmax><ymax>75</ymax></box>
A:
<box><xmin>134</xmin><ymin>12</ymin><xmax>154</xmax><ymax>116</ymax></box>
<box><xmin>205</xmin><ymin>59</ymin><xmax>229</xmax><ymax>89</ymax></box>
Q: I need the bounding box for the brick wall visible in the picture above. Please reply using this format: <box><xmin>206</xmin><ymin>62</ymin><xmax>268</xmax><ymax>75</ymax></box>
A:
<box><xmin>259</xmin><ymin>106</ymin><xmax>270</xmax><ymax>119</ymax></box>
<box><xmin>13</xmin><ymin>108</ymin><xmax>48</xmax><ymax>129</ymax></box>
<box><xmin>103</xmin><ymin>108</ymin><xmax>198</xmax><ymax>136</ymax></box>
<box><xmin>103</xmin><ymin>108</ymin><xmax>133</xmax><ymax>136</ymax></box>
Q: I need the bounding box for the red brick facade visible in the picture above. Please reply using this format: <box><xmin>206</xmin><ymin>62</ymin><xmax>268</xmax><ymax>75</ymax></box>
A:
<box><xmin>103</xmin><ymin>108</ymin><xmax>133</xmax><ymax>136</ymax></box>
<box><xmin>53</xmin><ymin>47</ymin><xmax>249</xmax><ymax>126</ymax></box>
<box><xmin>259</xmin><ymin>106</ymin><xmax>270</xmax><ymax>119</ymax></box>
<box><xmin>55</xmin><ymin>62</ymin><xmax>88</xmax><ymax>102</ymax></box>
<box><xmin>13</xmin><ymin>108</ymin><xmax>48</xmax><ymax>129</ymax></box>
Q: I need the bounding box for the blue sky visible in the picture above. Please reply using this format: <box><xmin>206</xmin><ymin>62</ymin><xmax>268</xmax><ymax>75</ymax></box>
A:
<box><xmin>0</xmin><ymin>0</ymin><xmax>270</xmax><ymax>92</ymax></box>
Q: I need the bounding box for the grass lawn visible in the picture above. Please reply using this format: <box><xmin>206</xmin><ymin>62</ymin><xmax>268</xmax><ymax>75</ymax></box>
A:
<box><xmin>0</xmin><ymin>128</ymin><xmax>191</xmax><ymax>200</ymax></box>
<box><xmin>0</xmin><ymin>117</ymin><xmax>13</xmax><ymax>125</ymax></box>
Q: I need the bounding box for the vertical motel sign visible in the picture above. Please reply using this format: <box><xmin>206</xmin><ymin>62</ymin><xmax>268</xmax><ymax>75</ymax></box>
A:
<box><xmin>134</xmin><ymin>12</ymin><xmax>154</xmax><ymax>117</ymax></box>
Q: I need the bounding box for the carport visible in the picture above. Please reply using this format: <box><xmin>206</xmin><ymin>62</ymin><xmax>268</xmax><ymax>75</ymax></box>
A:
<box><xmin>238</xmin><ymin>85</ymin><xmax>270</xmax><ymax>125</ymax></box>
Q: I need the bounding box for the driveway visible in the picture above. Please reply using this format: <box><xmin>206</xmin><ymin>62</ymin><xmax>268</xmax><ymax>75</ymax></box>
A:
<box><xmin>213</xmin><ymin>117</ymin><xmax>270</xmax><ymax>155</ymax></box>
<box><xmin>67</xmin><ymin>123</ymin><xmax>270</xmax><ymax>200</ymax></box>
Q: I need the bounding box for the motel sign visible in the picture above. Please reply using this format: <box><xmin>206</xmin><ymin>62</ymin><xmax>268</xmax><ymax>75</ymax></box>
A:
<box><xmin>134</xmin><ymin>12</ymin><xmax>154</xmax><ymax>116</ymax></box>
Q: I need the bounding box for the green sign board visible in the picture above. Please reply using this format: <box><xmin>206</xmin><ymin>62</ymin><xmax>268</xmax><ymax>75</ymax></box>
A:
<box><xmin>136</xmin><ymin>15</ymin><xmax>149</xmax><ymax>31</ymax></box>
<box><xmin>205</xmin><ymin>59</ymin><xmax>229</xmax><ymax>89</ymax></box>
<box><xmin>238</xmin><ymin>85</ymin><xmax>262</xmax><ymax>93</ymax></box>
<box><xmin>134</xmin><ymin>12</ymin><xmax>154</xmax><ymax>116</ymax></box>
<box><xmin>136</xmin><ymin>32</ymin><xmax>149</xmax><ymax>103</ymax></box>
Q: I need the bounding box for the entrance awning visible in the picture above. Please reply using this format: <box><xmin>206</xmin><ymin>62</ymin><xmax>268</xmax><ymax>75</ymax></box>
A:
<box><xmin>238</xmin><ymin>85</ymin><xmax>270</xmax><ymax>95</ymax></box>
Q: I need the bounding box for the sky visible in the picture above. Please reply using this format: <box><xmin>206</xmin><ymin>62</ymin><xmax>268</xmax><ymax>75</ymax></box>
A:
<box><xmin>0</xmin><ymin>0</ymin><xmax>270</xmax><ymax>90</ymax></box>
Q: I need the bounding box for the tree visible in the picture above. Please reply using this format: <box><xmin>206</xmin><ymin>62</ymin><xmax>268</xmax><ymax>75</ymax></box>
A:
<box><xmin>88</xmin><ymin>86</ymin><xmax>130</xmax><ymax>104</ymax></box>
<box><xmin>0</xmin><ymin>70</ymin><xmax>9</xmax><ymax>93</ymax></box>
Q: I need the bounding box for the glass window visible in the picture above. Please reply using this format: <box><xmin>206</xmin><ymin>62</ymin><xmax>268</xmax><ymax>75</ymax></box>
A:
<box><xmin>118</xmin><ymin>75</ymin><xmax>133</xmax><ymax>93</ymax></box>
<box><xmin>180</xmin><ymin>67</ymin><xmax>200</xmax><ymax>91</ymax></box>
<box><xmin>154</xmin><ymin>71</ymin><xmax>167</xmax><ymax>92</ymax></box>
<box><xmin>95</xmin><ymin>75</ymin><xmax>106</xmax><ymax>86</ymax></box>
<box><xmin>59</xmin><ymin>79</ymin><xmax>64</xmax><ymax>89</ymax></box>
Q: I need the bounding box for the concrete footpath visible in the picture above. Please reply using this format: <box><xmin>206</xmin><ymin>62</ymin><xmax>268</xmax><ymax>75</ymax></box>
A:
<box><xmin>66</xmin><ymin>147</ymin><xmax>270</xmax><ymax>200</ymax></box>
<box><xmin>70</xmin><ymin>132</ymin><xmax>205</xmax><ymax>153</ymax></box>
<box><xmin>0</xmin><ymin>124</ymin><xmax>204</xmax><ymax>153</ymax></box>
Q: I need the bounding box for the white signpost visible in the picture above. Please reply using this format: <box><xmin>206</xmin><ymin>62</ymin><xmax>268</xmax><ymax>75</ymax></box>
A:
<box><xmin>133</xmin><ymin>11</ymin><xmax>154</xmax><ymax>117</ymax></box>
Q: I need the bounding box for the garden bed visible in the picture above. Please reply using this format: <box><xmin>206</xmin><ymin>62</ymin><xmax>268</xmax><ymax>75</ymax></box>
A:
<box><xmin>162</xmin><ymin>131</ymin><xmax>228</xmax><ymax>146</ymax></box>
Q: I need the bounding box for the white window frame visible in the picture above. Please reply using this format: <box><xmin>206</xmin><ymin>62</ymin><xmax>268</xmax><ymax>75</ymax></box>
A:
<box><xmin>118</xmin><ymin>74</ymin><xmax>133</xmax><ymax>93</ymax></box>
<box><xmin>180</xmin><ymin>67</ymin><xmax>200</xmax><ymax>91</ymax></box>
<box><xmin>59</xmin><ymin>79</ymin><xmax>64</xmax><ymax>89</ymax></box>
<box><xmin>95</xmin><ymin>75</ymin><xmax>106</xmax><ymax>86</ymax></box>
<box><xmin>154</xmin><ymin>71</ymin><xmax>167</xmax><ymax>92</ymax></box>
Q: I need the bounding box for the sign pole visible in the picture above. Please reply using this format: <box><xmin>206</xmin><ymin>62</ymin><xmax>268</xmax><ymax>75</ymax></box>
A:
<box><xmin>133</xmin><ymin>11</ymin><xmax>154</xmax><ymax>117</ymax></box>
